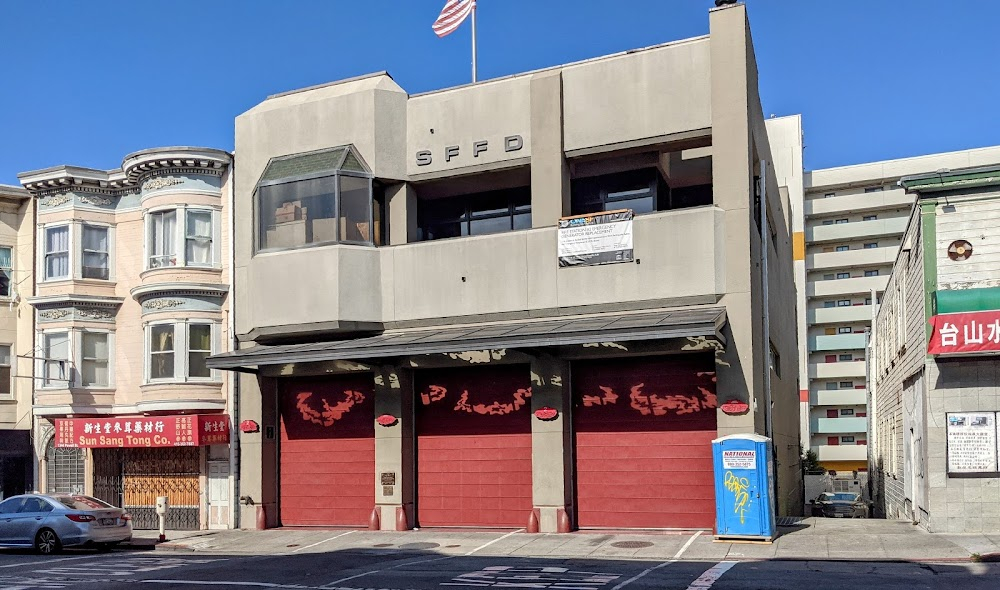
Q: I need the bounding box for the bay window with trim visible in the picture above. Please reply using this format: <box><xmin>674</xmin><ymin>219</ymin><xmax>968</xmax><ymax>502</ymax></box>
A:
<box><xmin>146</xmin><ymin>207</ymin><xmax>221</xmax><ymax>269</ymax></box>
<box><xmin>36</xmin><ymin>329</ymin><xmax>113</xmax><ymax>389</ymax></box>
<box><xmin>254</xmin><ymin>145</ymin><xmax>383</xmax><ymax>252</ymax></box>
<box><xmin>39</xmin><ymin>223</ymin><xmax>113</xmax><ymax>282</ymax></box>
<box><xmin>145</xmin><ymin>320</ymin><xmax>219</xmax><ymax>383</ymax></box>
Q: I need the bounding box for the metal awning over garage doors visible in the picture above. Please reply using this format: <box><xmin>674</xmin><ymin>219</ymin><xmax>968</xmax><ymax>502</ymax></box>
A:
<box><xmin>206</xmin><ymin>306</ymin><xmax>727</xmax><ymax>370</ymax></box>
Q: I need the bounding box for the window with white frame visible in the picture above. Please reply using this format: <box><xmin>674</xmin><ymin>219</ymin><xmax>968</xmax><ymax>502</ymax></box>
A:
<box><xmin>147</xmin><ymin>208</ymin><xmax>218</xmax><ymax>270</ymax></box>
<box><xmin>38</xmin><ymin>330</ymin><xmax>113</xmax><ymax>389</ymax></box>
<box><xmin>81</xmin><ymin>226</ymin><xmax>109</xmax><ymax>280</ymax></box>
<box><xmin>41</xmin><ymin>332</ymin><xmax>69</xmax><ymax>387</ymax></box>
<box><xmin>0</xmin><ymin>345</ymin><xmax>10</xmax><ymax>396</ymax></box>
<box><xmin>146</xmin><ymin>321</ymin><xmax>218</xmax><ymax>382</ymax></box>
<box><xmin>80</xmin><ymin>332</ymin><xmax>109</xmax><ymax>387</ymax></box>
<box><xmin>44</xmin><ymin>226</ymin><xmax>70</xmax><ymax>280</ymax></box>
<box><xmin>0</xmin><ymin>246</ymin><xmax>11</xmax><ymax>297</ymax></box>
<box><xmin>40</xmin><ymin>223</ymin><xmax>114</xmax><ymax>282</ymax></box>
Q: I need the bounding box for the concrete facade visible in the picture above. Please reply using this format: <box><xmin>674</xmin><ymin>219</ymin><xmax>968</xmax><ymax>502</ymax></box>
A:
<box><xmin>0</xmin><ymin>184</ymin><xmax>34</xmax><ymax>499</ymax></box>
<box><xmin>17</xmin><ymin>148</ymin><xmax>235</xmax><ymax>530</ymax></box>
<box><xmin>871</xmin><ymin>165</ymin><xmax>1000</xmax><ymax>533</ymax></box>
<box><xmin>788</xmin><ymin>145</ymin><xmax>1000</xmax><ymax>473</ymax></box>
<box><xmin>220</xmin><ymin>3</ymin><xmax>802</xmax><ymax>532</ymax></box>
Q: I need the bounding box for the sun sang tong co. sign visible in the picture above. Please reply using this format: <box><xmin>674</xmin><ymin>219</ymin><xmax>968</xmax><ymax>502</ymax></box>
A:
<box><xmin>54</xmin><ymin>414</ymin><xmax>231</xmax><ymax>448</ymax></box>
<box><xmin>928</xmin><ymin>310</ymin><xmax>1000</xmax><ymax>356</ymax></box>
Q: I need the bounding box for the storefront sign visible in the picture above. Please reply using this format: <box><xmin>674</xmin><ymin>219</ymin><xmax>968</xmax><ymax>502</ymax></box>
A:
<box><xmin>558</xmin><ymin>210</ymin><xmax>633</xmax><ymax>267</ymax></box>
<box><xmin>54</xmin><ymin>414</ymin><xmax>230</xmax><ymax>449</ymax></box>
<box><xmin>928</xmin><ymin>311</ymin><xmax>1000</xmax><ymax>356</ymax></box>
<box><xmin>722</xmin><ymin>449</ymin><xmax>756</xmax><ymax>470</ymax></box>
<box><xmin>946</xmin><ymin>412</ymin><xmax>998</xmax><ymax>474</ymax></box>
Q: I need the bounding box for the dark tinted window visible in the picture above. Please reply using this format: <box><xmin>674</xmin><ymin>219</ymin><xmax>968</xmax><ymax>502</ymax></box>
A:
<box><xmin>0</xmin><ymin>497</ymin><xmax>24</xmax><ymax>514</ymax></box>
<box><xmin>54</xmin><ymin>495</ymin><xmax>113</xmax><ymax>510</ymax></box>
<box><xmin>418</xmin><ymin>187</ymin><xmax>531</xmax><ymax>241</ymax></box>
<box><xmin>571</xmin><ymin>168</ymin><xmax>678</xmax><ymax>216</ymax></box>
<box><xmin>19</xmin><ymin>497</ymin><xmax>53</xmax><ymax>513</ymax></box>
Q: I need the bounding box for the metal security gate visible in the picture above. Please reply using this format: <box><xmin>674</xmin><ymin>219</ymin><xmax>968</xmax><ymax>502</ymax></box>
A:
<box><xmin>93</xmin><ymin>447</ymin><xmax>201</xmax><ymax>530</ymax></box>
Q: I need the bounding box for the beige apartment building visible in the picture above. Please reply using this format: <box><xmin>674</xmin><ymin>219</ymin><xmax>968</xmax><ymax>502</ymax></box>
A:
<box><xmin>0</xmin><ymin>184</ymin><xmax>34</xmax><ymax>500</ymax></box>
<box><xmin>17</xmin><ymin>148</ymin><xmax>234</xmax><ymax>530</ymax></box>
<box><xmin>208</xmin><ymin>3</ymin><xmax>802</xmax><ymax>533</ymax></box>
<box><xmin>791</xmin><ymin>145</ymin><xmax>1000</xmax><ymax>473</ymax></box>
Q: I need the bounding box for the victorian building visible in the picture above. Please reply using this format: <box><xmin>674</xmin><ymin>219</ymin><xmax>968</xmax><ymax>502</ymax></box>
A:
<box><xmin>209</xmin><ymin>3</ymin><xmax>802</xmax><ymax>533</ymax></box>
<box><xmin>17</xmin><ymin>148</ymin><xmax>234</xmax><ymax>530</ymax></box>
<box><xmin>0</xmin><ymin>183</ymin><xmax>34</xmax><ymax>500</ymax></box>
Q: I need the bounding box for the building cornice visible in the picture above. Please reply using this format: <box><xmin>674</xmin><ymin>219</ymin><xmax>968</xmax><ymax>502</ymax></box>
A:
<box><xmin>26</xmin><ymin>294</ymin><xmax>125</xmax><ymax>309</ymax></box>
<box><xmin>130</xmin><ymin>282</ymin><xmax>230</xmax><ymax>302</ymax></box>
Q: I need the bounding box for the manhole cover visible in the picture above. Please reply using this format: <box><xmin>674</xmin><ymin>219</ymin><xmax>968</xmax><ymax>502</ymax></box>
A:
<box><xmin>611</xmin><ymin>541</ymin><xmax>653</xmax><ymax>549</ymax></box>
<box><xmin>373</xmin><ymin>543</ymin><xmax>394</xmax><ymax>548</ymax></box>
<box><xmin>398</xmin><ymin>542</ymin><xmax>440</xmax><ymax>550</ymax></box>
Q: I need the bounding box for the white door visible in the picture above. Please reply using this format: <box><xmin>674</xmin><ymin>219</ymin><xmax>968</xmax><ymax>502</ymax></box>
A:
<box><xmin>207</xmin><ymin>461</ymin><xmax>229</xmax><ymax>529</ymax></box>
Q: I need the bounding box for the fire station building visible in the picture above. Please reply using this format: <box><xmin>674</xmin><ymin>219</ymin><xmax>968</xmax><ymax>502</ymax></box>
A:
<box><xmin>209</xmin><ymin>3</ymin><xmax>802</xmax><ymax>532</ymax></box>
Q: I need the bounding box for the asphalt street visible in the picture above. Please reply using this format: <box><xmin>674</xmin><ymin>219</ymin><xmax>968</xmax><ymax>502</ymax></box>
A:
<box><xmin>0</xmin><ymin>546</ymin><xmax>998</xmax><ymax>590</ymax></box>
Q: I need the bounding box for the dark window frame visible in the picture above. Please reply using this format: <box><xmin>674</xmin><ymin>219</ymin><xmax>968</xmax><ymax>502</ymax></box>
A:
<box><xmin>418</xmin><ymin>186</ymin><xmax>531</xmax><ymax>242</ymax></box>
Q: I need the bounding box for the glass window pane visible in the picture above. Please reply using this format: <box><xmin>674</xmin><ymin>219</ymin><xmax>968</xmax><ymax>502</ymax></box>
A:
<box><xmin>151</xmin><ymin>325</ymin><xmax>174</xmax><ymax>352</ymax></box>
<box><xmin>186</xmin><ymin>210</ymin><xmax>213</xmax><ymax>265</ymax></box>
<box><xmin>0</xmin><ymin>246</ymin><xmax>11</xmax><ymax>268</ymax></box>
<box><xmin>258</xmin><ymin>176</ymin><xmax>337</xmax><ymax>250</ymax></box>
<box><xmin>189</xmin><ymin>352</ymin><xmax>210</xmax><ymax>378</ymax></box>
<box><xmin>82</xmin><ymin>226</ymin><xmax>108</xmax><ymax>251</ymax></box>
<box><xmin>607</xmin><ymin>196</ymin><xmax>654</xmax><ymax>214</ymax></box>
<box><xmin>82</xmin><ymin>333</ymin><xmax>108</xmax><ymax>360</ymax></box>
<box><xmin>512</xmin><ymin>212</ymin><xmax>532</xmax><ymax>230</ymax></box>
<box><xmin>149</xmin><ymin>211</ymin><xmax>177</xmax><ymax>268</ymax></box>
<box><xmin>189</xmin><ymin>324</ymin><xmax>211</xmax><ymax>351</ymax></box>
<box><xmin>339</xmin><ymin>175</ymin><xmax>373</xmax><ymax>243</ymax></box>
<box><xmin>469</xmin><ymin>216</ymin><xmax>512</xmax><ymax>236</ymax></box>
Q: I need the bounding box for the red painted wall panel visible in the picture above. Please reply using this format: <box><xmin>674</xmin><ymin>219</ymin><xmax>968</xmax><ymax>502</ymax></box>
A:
<box><xmin>416</xmin><ymin>365</ymin><xmax>532</xmax><ymax>527</ymax></box>
<box><xmin>279</xmin><ymin>374</ymin><xmax>375</xmax><ymax>527</ymax></box>
<box><xmin>573</xmin><ymin>354</ymin><xmax>717</xmax><ymax>529</ymax></box>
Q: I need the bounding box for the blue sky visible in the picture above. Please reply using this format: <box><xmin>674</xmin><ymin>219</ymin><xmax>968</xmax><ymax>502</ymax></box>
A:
<box><xmin>1</xmin><ymin>1</ymin><xmax>997</xmax><ymax>184</ymax></box>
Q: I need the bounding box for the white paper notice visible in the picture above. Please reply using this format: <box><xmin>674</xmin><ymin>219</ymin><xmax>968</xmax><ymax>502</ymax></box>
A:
<box><xmin>722</xmin><ymin>449</ymin><xmax>756</xmax><ymax>470</ymax></box>
<box><xmin>946</xmin><ymin>412</ymin><xmax>998</xmax><ymax>474</ymax></box>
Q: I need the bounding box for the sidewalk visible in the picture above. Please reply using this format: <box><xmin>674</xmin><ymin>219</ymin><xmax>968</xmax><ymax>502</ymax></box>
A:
<box><xmin>126</xmin><ymin>517</ymin><xmax>1000</xmax><ymax>562</ymax></box>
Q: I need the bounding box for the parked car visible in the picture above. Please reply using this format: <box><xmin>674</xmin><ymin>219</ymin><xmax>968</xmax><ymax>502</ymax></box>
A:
<box><xmin>811</xmin><ymin>492</ymin><xmax>869</xmax><ymax>518</ymax></box>
<box><xmin>0</xmin><ymin>493</ymin><xmax>132</xmax><ymax>554</ymax></box>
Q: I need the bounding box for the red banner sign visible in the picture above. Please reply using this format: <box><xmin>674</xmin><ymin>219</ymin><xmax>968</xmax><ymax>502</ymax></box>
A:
<box><xmin>928</xmin><ymin>311</ymin><xmax>1000</xmax><ymax>356</ymax></box>
<box><xmin>54</xmin><ymin>414</ymin><xmax>230</xmax><ymax>448</ymax></box>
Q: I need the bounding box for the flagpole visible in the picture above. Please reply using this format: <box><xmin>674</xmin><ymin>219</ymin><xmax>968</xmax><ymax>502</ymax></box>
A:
<box><xmin>471</xmin><ymin>1</ymin><xmax>478</xmax><ymax>83</ymax></box>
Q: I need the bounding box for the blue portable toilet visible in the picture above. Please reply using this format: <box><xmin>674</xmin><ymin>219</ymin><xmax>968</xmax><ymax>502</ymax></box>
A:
<box><xmin>712</xmin><ymin>434</ymin><xmax>776</xmax><ymax>541</ymax></box>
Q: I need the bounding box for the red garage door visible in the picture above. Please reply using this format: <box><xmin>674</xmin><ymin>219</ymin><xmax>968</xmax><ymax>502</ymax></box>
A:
<box><xmin>573</xmin><ymin>354</ymin><xmax>717</xmax><ymax>529</ymax></box>
<box><xmin>416</xmin><ymin>365</ymin><xmax>532</xmax><ymax>528</ymax></box>
<box><xmin>279</xmin><ymin>375</ymin><xmax>375</xmax><ymax>526</ymax></box>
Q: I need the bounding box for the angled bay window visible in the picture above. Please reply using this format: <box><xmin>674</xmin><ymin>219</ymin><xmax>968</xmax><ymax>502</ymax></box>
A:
<box><xmin>37</xmin><ymin>329</ymin><xmax>114</xmax><ymax>389</ymax></box>
<box><xmin>39</xmin><ymin>223</ymin><xmax>115</xmax><ymax>282</ymax></box>
<box><xmin>255</xmin><ymin>145</ymin><xmax>380</xmax><ymax>251</ymax></box>
<box><xmin>146</xmin><ymin>207</ymin><xmax>219</xmax><ymax>269</ymax></box>
<box><xmin>146</xmin><ymin>320</ymin><xmax>219</xmax><ymax>383</ymax></box>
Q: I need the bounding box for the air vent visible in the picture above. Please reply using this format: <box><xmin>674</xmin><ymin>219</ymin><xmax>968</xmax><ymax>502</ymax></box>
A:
<box><xmin>947</xmin><ymin>240</ymin><xmax>973</xmax><ymax>261</ymax></box>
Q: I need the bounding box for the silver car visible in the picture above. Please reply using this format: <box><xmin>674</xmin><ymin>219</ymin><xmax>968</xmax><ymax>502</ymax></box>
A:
<box><xmin>0</xmin><ymin>494</ymin><xmax>132</xmax><ymax>554</ymax></box>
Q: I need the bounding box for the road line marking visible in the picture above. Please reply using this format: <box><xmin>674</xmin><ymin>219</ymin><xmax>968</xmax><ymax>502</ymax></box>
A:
<box><xmin>465</xmin><ymin>529</ymin><xmax>524</xmax><ymax>556</ymax></box>
<box><xmin>291</xmin><ymin>530</ymin><xmax>356</xmax><ymax>553</ymax></box>
<box><xmin>0</xmin><ymin>553</ymin><xmax>112</xmax><ymax>568</ymax></box>
<box><xmin>607</xmin><ymin>531</ymin><xmax>702</xmax><ymax>590</ymax></box>
<box><xmin>673</xmin><ymin>531</ymin><xmax>702</xmax><ymax>559</ymax></box>
<box><xmin>137</xmin><ymin>580</ymin><xmax>311</xmax><ymax>588</ymax></box>
<box><xmin>683</xmin><ymin>561</ymin><xmax>737</xmax><ymax>589</ymax></box>
<box><xmin>322</xmin><ymin>555</ymin><xmax>454</xmax><ymax>588</ymax></box>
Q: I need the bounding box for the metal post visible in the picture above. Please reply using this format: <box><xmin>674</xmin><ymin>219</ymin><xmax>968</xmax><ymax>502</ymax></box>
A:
<box><xmin>471</xmin><ymin>2</ymin><xmax>478</xmax><ymax>83</ymax></box>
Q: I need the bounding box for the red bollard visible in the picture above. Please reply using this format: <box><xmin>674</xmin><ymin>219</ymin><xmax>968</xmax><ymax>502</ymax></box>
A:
<box><xmin>255</xmin><ymin>505</ymin><xmax>267</xmax><ymax>530</ymax></box>
<box><xmin>369</xmin><ymin>507</ymin><xmax>381</xmax><ymax>531</ymax></box>
<box><xmin>527</xmin><ymin>508</ymin><xmax>540</xmax><ymax>533</ymax></box>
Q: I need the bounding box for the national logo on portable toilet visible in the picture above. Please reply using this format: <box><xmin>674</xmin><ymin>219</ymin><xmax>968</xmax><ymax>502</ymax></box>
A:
<box><xmin>721</xmin><ymin>449</ymin><xmax>756</xmax><ymax>470</ymax></box>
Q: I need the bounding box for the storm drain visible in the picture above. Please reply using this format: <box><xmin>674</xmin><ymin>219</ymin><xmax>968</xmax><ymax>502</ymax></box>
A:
<box><xmin>398</xmin><ymin>542</ymin><xmax>441</xmax><ymax>550</ymax></box>
<box><xmin>373</xmin><ymin>543</ymin><xmax>394</xmax><ymax>547</ymax></box>
<box><xmin>610</xmin><ymin>541</ymin><xmax>654</xmax><ymax>549</ymax></box>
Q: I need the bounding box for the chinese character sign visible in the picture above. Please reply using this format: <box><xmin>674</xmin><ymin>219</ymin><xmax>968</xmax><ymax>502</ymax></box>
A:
<box><xmin>928</xmin><ymin>311</ymin><xmax>1000</xmax><ymax>356</ymax></box>
<box><xmin>946</xmin><ymin>412</ymin><xmax>998</xmax><ymax>474</ymax></box>
<box><xmin>54</xmin><ymin>414</ymin><xmax>230</xmax><ymax>448</ymax></box>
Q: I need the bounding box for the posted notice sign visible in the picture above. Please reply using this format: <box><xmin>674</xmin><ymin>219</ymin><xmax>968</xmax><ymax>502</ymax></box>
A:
<box><xmin>946</xmin><ymin>412</ymin><xmax>998</xmax><ymax>474</ymax></box>
<box><xmin>558</xmin><ymin>210</ymin><xmax>633</xmax><ymax>267</ymax></box>
<box><xmin>722</xmin><ymin>449</ymin><xmax>757</xmax><ymax>470</ymax></box>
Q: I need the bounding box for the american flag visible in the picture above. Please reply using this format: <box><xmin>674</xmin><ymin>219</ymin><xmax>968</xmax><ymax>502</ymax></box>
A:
<box><xmin>432</xmin><ymin>0</ymin><xmax>476</xmax><ymax>38</ymax></box>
